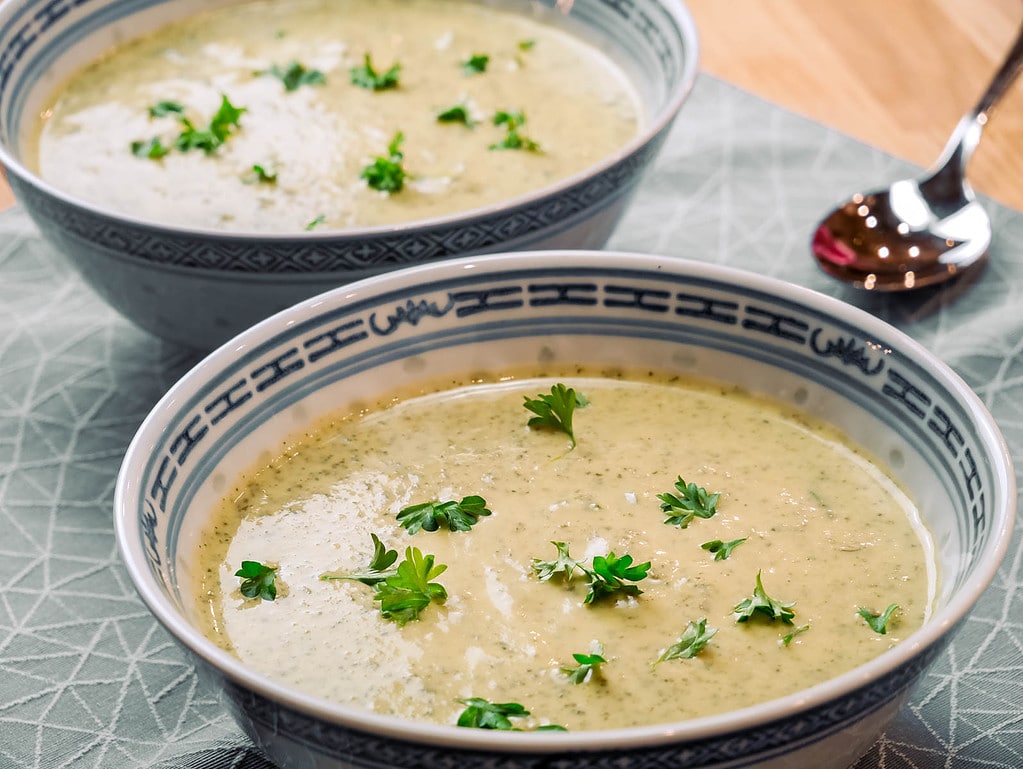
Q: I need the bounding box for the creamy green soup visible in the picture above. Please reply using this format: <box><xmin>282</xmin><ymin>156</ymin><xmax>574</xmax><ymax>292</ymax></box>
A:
<box><xmin>30</xmin><ymin>0</ymin><xmax>640</xmax><ymax>232</ymax></box>
<box><xmin>193</xmin><ymin>371</ymin><xmax>936</xmax><ymax>731</ymax></box>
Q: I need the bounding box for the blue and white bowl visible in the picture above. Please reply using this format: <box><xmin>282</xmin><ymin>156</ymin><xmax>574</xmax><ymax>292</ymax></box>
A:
<box><xmin>115</xmin><ymin>251</ymin><xmax>1015</xmax><ymax>769</ymax></box>
<box><xmin>0</xmin><ymin>0</ymin><xmax>698</xmax><ymax>349</ymax></box>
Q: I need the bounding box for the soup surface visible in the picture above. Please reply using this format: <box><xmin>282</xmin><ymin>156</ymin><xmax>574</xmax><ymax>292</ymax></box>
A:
<box><xmin>31</xmin><ymin>0</ymin><xmax>640</xmax><ymax>232</ymax></box>
<box><xmin>194</xmin><ymin>372</ymin><xmax>935</xmax><ymax>731</ymax></box>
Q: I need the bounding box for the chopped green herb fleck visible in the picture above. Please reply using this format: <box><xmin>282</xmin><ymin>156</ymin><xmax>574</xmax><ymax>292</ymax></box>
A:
<box><xmin>436</xmin><ymin>103</ymin><xmax>477</xmax><ymax>127</ymax></box>
<box><xmin>658</xmin><ymin>477</ymin><xmax>720</xmax><ymax>528</ymax></box>
<box><xmin>523</xmin><ymin>383</ymin><xmax>588</xmax><ymax>447</ymax></box>
<box><xmin>701</xmin><ymin>537</ymin><xmax>747</xmax><ymax>560</ymax></box>
<box><xmin>461</xmin><ymin>53</ymin><xmax>490</xmax><ymax>75</ymax></box>
<box><xmin>360</xmin><ymin>131</ymin><xmax>408</xmax><ymax>192</ymax></box>
<box><xmin>489</xmin><ymin>110</ymin><xmax>541</xmax><ymax>152</ymax></box>
<box><xmin>518</xmin><ymin>39</ymin><xmax>536</xmax><ymax>50</ymax></box>
<box><xmin>733</xmin><ymin>570</ymin><xmax>796</xmax><ymax>624</ymax></box>
<box><xmin>258</xmin><ymin>60</ymin><xmax>326</xmax><ymax>91</ymax></box>
<box><xmin>130</xmin><ymin>137</ymin><xmax>170</xmax><ymax>159</ymax></box>
<box><xmin>655</xmin><ymin>618</ymin><xmax>717</xmax><ymax>663</ymax></box>
<box><xmin>858</xmin><ymin>604</ymin><xmax>899</xmax><ymax>634</ymax></box>
<box><xmin>398</xmin><ymin>495</ymin><xmax>492</xmax><ymax>534</ymax></box>
<box><xmin>249</xmin><ymin>163</ymin><xmax>278</xmax><ymax>183</ymax></box>
<box><xmin>350</xmin><ymin>53</ymin><xmax>401</xmax><ymax>90</ymax></box>
<box><xmin>305</xmin><ymin>214</ymin><xmax>327</xmax><ymax>230</ymax></box>
<box><xmin>147</xmin><ymin>100</ymin><xmax>184</xmax><ymax>118</ymax></box>
<box><xmin>235</xmin><ymin>560</ymin><xmax>278</xmax><ymax>601</ymax></box>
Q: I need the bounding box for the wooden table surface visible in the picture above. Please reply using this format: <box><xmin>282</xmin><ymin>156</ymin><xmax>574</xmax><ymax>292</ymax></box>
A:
<box><xmin>2</xmin><ymin>0</ymin><xmax>1022</xmax><ymax>212</ymax></box>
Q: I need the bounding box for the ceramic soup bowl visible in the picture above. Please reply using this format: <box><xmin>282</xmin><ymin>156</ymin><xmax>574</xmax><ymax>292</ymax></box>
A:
<box><xmin>115</xmin><ymin>251</ymin><xmax>1015</xmax><ymax>769</ymax></box>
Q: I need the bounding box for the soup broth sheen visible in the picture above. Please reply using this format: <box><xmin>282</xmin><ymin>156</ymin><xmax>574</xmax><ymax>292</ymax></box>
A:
<box><xmin>194</xmin><ymin>373</ymin><xmax>935</xmax><ymax>731</ymax></box>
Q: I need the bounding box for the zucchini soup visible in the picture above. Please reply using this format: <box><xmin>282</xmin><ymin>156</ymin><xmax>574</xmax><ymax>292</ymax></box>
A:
<box><xmin>193</xmin><ymin>370</ymin><xmax>936</xmax><ymax>732</ymax></box>
<box><xmin>29</xmin><ymin>0</ymin><xmax>641</xmax><ymax>233</ymax></box>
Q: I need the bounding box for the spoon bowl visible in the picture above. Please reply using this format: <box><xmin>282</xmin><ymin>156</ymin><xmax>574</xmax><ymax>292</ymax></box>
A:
<box><xmin>812</xmin><ymin>21</ymin><xmax>1023</xmax><ymax>291</ymax></box>
<box><xmin>811</xmin><ymin>175</ymin><xmax>992</xmax><ymax>291</ymax></box>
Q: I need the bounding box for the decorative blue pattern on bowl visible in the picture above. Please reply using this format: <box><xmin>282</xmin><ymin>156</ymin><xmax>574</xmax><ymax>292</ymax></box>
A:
<box><xmin>0</xmin><ymin>0</ymin><xmax>700</xmax><ymax>348</ymax></box>
<box><xmin>115</xmin><ymin>251</ymin><xmax>1014</xmax><ymax>769</ymax></box>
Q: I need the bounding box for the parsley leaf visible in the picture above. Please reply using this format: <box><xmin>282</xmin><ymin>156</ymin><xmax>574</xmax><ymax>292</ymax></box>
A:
<box><xmin>523</xmin><ymin>383</ymin><xmax>589</xmax><ymax>447</ymax></box>
<box><xmin>372</xmin><ymin>546</ymin><xmax>447</xmax><ymax>625</ymax></box>
<box><xmin>397</xmin><ymin>495</ymin><xmax>492</xmax><ymax>534</ymax></box>
<box><xmin>490</xmin><ymin>110</ymin><xmax>541</xmax><ymax>152</ymax></box>
<box><xmin>586</xmin><ymin>552</ymin><xmax>650</xmax><ymax>604</ymax></box>
<box><xmin>361</xmin><ymin>131</ymin><xmax>408</xmax><ymax>193</ymax></box>
<box><xmin>733</xmin><ymin>570</ymin><xmax>796</xmax><ymax>624</ymax></box>
<box><xmin>350</xmin><ymin>53</ymin><xmax>401</xmax><ymax>90</ymax></box>
<box><xmin>531</xmin><ymin>541</ymin><xmax>650</xmax><ymax>605</ymax></box>
<box><xmin>258</xmin><ymin>60</ymin><xmax>326</xmax><ymax>91</ymax></box>
<box><xmin>561</xmin><ymin>642</ymin><xmax>606</xmax><ymax>684</ymax></box>
<box><xmin>235</xmin><ymin>560</ymin><xmax>278</xmax><ymax>601</ymax></box>
<box><xmin>461</xmin><ymin>53</ymin><xmax>490</xmax><ymax>75</ymax></box>
<box><xmin>130</xmin><ymin>137</ymin><xmax>170</xmax><ymax>159</ymax></box>
<box><xmin>655</xmin><ymin>618</ymin><xmax>717</xmax><ymax>663</ymax></box>
<box><xmin>701</xmin><ymin>537</ymin><xmax>746</xmax><ymax>560</ymax></box>
<box><xmin>456</xmin><ymin>698</ymin><xmax>566</xmax><ymax>731</ymax></box>
<box><xmin>320</xmin><ymin>533</ymin><xmax>399</xmax><ymax>585</ymax></box>
<box><xmin>858</xmin><ymin>604</ymin><xmax>899</xmax><ymax>634</ymax></box>
<box><xmin>174</xmin><ymin>95</ymin><xmax>246</xmax><ymax>154</ymax></box>
<box><xmin>436</xmin><ymin>103</ymin><xmax>477</xmax><ymax>127</ymax></box>
<box><xmin>658</xmin><ymin>477</ymin><xmax>720</xmax><ymax>528</ymax></box>
<box><xmin>781</xmin><ymin>623</ymin><xmax>810</xmax><ymax>646</ymax></box>
<box><xmin>531</xmin><ymin>540</ymin><xmax>584</xmax><ymax>582</ymax></box>
<box><xmin>148</xmin><ymin>100</ymin><xmax>184</xmax><ymax>118</ymax></box>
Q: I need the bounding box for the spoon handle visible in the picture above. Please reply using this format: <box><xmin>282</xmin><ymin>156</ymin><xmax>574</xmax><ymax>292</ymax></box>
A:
<box><xmin>920</xmin><ymin>20</ymin><xmax>1023</xmax><ymax>207</ymax></box>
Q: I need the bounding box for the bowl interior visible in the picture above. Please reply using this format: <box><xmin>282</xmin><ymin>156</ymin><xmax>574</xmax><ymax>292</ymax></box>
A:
<box><xmin>116</xmin><ymin>251</ymin><xmax>1015</xmax><ymax>744</ymax></box>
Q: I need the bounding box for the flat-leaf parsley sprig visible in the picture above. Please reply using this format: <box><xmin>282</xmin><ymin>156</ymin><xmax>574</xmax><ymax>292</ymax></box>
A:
<box><xmin>350</xmin><ymin>53</ymin><xmax>401</xmax><ymax>90</ymax></box>
<box><xmin>532</xmin><ymin>540</ymin><xmax>651</xmax><ymax>605</ymax></box>
<box><xmin>733</xmin><ymin>570</ymin><xmax>796</xmax><ymax>624</ymax></box>
<box><xmin>490</xmin><ymin>109</ymin><xmax>541</xmax><ymax>152</ymax></box>
<box><xmin>658</xmin><ymin>477</ymin><xmax>720</xmax><ymax>529</ymax></box>
<box><xmin>561</xmin><ymin>642</ymin><xmax>607</xmax><ymax>684</ymax></box>
<box><xmin>858</xmin><ymin>603</ymin><xmax>900</xmax><ymax>634</ymax></box>
<box><xmin>397</xmin><ymin>495</ymin><xmax>492</xmax><ymax>533</ymax></box>
<box><xmin>320</xmin><ymin>533</ymin><xmax>398</xmax><ymax>585</ymax></box>
<box><xmin>523</xmin><ymin>383</ymin><xmax>589</xmax><ymax>448</ymax></box>
<box><xmin>456</xmin><ymin>698</ymin><xmax>566</xmax><ymax>731</ymax></box>
<box><xmin>257</xmin><ymin>60</ymin><xmax>326</xmax><ymax>91</ymax></box>
<box><xmin>701</xmin><ymin>537</ymin><xmax>746</xmax><ymax>560</ymax></box>
<box><xmin>655</xmin><ymin>618</ymin><xmax>717</xmax><ymax>664</ymax></box>
<box><xmin>361</xmin><ymin>132</ymin><xmax>408</xmax><ymax>193</ymax></box>
<box><xmin>320</xmin><ymin>536</ymin><xmax>447</xmax><ymax>625</ymax></box>
<box><xmin>235</xmin><ymin>560</ymin><xmax>278</xmax><ymax>601</ymax></box>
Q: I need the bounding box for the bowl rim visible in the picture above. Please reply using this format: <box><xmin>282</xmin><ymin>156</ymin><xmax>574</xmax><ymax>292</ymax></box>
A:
<box><xmin>0</xmin><ymin>0</ymin><xmax>700</xmax><ymax>245</ymax></box>
<box><xmin>113</xmin><ymin>249</ymin><xmax>1017</xmax><ymax>753</ymax></box>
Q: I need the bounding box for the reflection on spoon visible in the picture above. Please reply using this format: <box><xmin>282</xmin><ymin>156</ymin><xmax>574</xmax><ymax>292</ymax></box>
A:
<box><xmin>812</xmin><ymin>20</ymin><xmax>1023</xmax><ymax>291</ymax></box>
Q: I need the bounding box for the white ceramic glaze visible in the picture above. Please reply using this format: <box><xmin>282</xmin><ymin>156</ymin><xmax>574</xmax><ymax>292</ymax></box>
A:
<box><xmin>115</xmin><ymin>250</ymin><xmax>1015</xmax><ymax>769</ymax></box>
<box><xmin>0</xmin><ymin>0</ymin><xmax>699</xmax><ymax>349</ymax></box>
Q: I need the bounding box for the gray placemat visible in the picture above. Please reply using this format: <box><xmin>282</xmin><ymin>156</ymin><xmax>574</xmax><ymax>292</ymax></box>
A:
<box><xmin>1</xmin><ymin>73</ymin><xmax>1021</xmax><ymax>768</ymax></box>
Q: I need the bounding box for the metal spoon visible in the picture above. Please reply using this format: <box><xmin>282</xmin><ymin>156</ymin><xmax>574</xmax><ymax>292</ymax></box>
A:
<box><xmin>811</xmin><ymin>22</ymin><xmax>1023</xmax><ymax>291</ymax></box>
